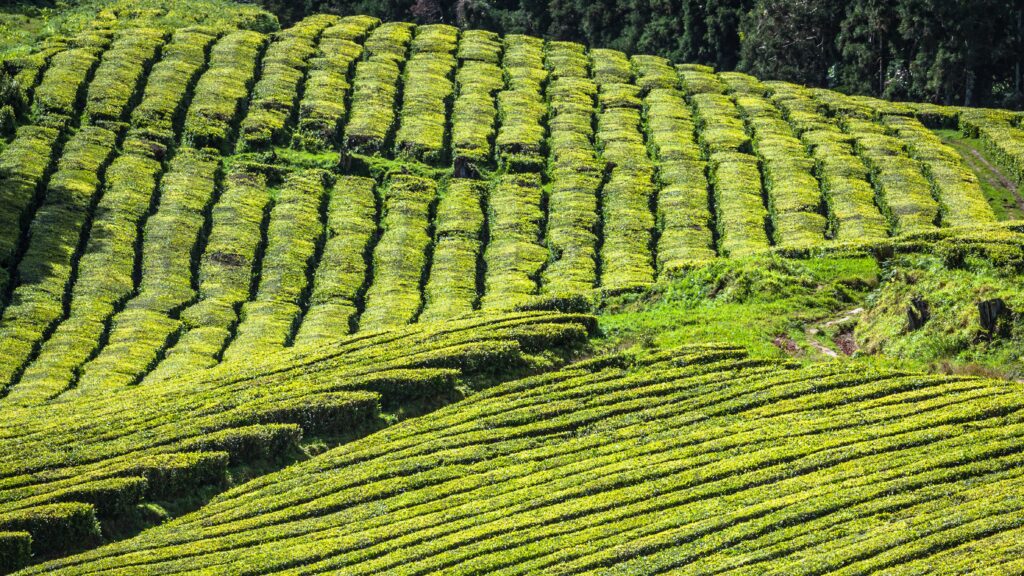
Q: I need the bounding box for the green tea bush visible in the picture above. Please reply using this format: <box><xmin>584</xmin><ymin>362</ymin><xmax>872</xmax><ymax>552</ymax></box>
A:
<box><xmin>421</xmin><ymin>179</ymin><xmax>485</xmax><ymax>321</ymax></box>
<box><xmin>184</xmin><ymin>30</ymin><xmax>267</xmax><ymax>151</ymax></box>
<box><xmin>295</xmin><ymin>175</ymin><xmax>377</xmax><ymax>344</ymax></box>
<box><xmin>359</xmin><ymin>174</ymin><xmax>435</xmax><ymax>330</ymax></box>
<box><xmin>224</xmin><ymin>169</ymin><xmax>327</xmax><ymax>360</ymax></box>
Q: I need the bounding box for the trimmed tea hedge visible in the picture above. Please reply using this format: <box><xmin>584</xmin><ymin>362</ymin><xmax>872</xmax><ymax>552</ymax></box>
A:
<box><xmin>0</xmin><ymin>126</ymin><xmax>116</xmax><ymax>394</ymax></box>
<box><xmin>420</xmin><ymin>178</ymin><xmax>485</xmax><ymax>321</ymax></box>
<box><xmin>183</xmin><ymin>30</ymin><xmax>267</xmax><ymax>151</ymax></box>
<box><xmin>359</xmin><ymin>174</ymin><xmax>435</xmax><ymax>330</ymax></box>
<box><xmin>223</xmin><ymin>169</ymin><xmax>327</xmax><ymax>361</ymax></box>
<box><xmin>481</xmin><ymin>173</ymin><xmax>547</xmax><ymax>309</ymax></box>
<box><xmin>75</xmin><ymin>147</ymin><xmax>220</xmax><ymax>392</ymax></box>
<box><xmin>394</xmin><ymin>25</ymin><xmax>457</xmax><ymax>163</ymax></box>
<box><xmin>294</xmin><ymin>175</ymin><xmax>377</xmax><ymax>344</ymax></box>
<box><xmin>344</xmin><ymin>22</ymin><xmax>414</xmax><ymax>153</ymax></box>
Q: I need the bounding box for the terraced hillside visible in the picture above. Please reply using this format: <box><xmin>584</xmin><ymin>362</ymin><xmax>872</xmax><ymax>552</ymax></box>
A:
<box><xmin>2</xmin><ymin>4</ymin><xmax>1024</xmax><ymax>574</ymax></box>
<box><xmin>2</xmin><ymin>11</ymin><xmax>1020</xmax><ymax>407</ymax></box>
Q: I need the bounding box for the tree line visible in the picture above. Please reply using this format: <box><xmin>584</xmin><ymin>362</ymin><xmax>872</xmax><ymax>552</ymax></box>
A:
<box><xmin>259</xmin><ymin>0</ymin><xmax>1023</xmax><ymax>109</ymax></box>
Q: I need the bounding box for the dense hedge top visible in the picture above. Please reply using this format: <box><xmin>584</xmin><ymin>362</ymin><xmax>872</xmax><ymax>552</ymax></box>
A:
<box><xmin>20</xmin><ymin>344</ymin><xmax>1024</xmax><ymax>575</ymax></box>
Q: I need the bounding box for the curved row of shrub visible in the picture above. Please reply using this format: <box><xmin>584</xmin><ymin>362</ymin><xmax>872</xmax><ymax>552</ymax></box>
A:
<box><xmin>767</xmin><ymin>81</ymin><xmax>890</xmax><ymax>243</ymax></box>
<box><xmin>293</xmin><ymin>16</ymin><xmax>378</xmax><ymax>151</ymax></box>
<box><xmin>394</xmin><ymin>25</ymin><xmax>458</xmax><ymax>164</ymax></box>
<box><xmin>884</xmin><ymin>114</ymin><xmax>996</xmax><ymax>226</ymax></box>
<box><xmin>450</xmin><ymin>33</ymin><xmax>502</xmax><ymax>168</ymax></box>
<box><xmin>237</xmin><ymin>15</ymin><xmax>337</xmax><ymax>151</ymax></box>
<box><xmin>358</xmin><ymin>174</ymin><xmax>436</xmax><ymax>330</ymax></box>
<box><xmin>687</xmin><ymin>80</ymin><xmax>770</xmax><ymax>257</ymax></box>
<box><xmin>0</xmin><ymin>127</ymin><xmax>117</xmax><ymax>394</ymax></box>
<box><xmin>26</xmin><ymin>343</ymin><xmax>1024</xmax><ymax>575</ymax></box>
<box><xmin>0</xmin><ymin>311</ymin><xmax>594</xmax><ymax>572</ymax></box>
<box><xmin>344</xmin><ymin>22</ymin><xmax>414</xmax><ymax>153</ymax></box>
<box><xmin>146</xmin><ymin>168</ymin><xmax>272</xmax><ymax>381</ymax></box>
<box><xmin>635</xmin><ymin>56</ymin><xmax>716</xmax><ymax>273</ymax></box>
<box><xmin>421</xmin><ymin>178</ymin><xmax>485</xmax><ymax>321</ymax></box>
<box><xmin>481</xmin><ymin>173</ymin><xmax>547</xmax><ymax>310</ymax></box>
<box><xmin>495</xmin><ymin>34</ymin><xmax>547</xmax><ymax>171</ymax></box>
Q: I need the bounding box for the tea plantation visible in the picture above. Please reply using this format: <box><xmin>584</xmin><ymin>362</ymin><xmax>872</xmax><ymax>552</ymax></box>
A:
<box><xmin>1</xmin><ymin>1</ymin><xmax>1024</xmax><ymax>573</ymax></box>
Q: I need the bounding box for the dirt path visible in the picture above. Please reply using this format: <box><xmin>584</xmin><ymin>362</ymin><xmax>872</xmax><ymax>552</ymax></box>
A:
<box><xmin>969</xmin><ymin>149</ymin><xmax>1024</xmax><ymax>211</ymax></box>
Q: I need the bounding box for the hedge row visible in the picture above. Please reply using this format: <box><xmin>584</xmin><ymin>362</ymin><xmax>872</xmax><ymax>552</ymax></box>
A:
<box><xmin>735</xmin><ymin>94</ymin><xmax>827</xmax><ymax>248</ymax></box>
<box><xmin>481</xmin><ymin>173</ymin><xmax>547</xmax><ymax>310</ymax></box>
<box><xmin>420</xmin><ymin>179</ymin><xmax>485</xmax><ymax>321</ymax></box>
<box><xmin>590</xmin><ymin>48</ymin><xmax>631</xmax><ymax>86</ymax></box>
<box><xmin>83</xmin><ymin>28</ymin><xmax>167</xmax><ymax>129</ymax></box>
<box><xmin>394</xmin><ymin>25</ymin><xmax>458</xmax><ymax>163</ymax></box>
<box><xmin>718</xmin><ymin>70</ymin><xmax>765</xmax><ymax>95</ymax></box>
<box><xmin>631</xmin><ymin>54</ymin><xmax>678</xmax><ymax>93</ymax></box>
<box><xmin>359</xmin><ymin>174</ymin><xmax>435</xmax><ymax>330</ymax></box>
<box><xmin>677</xmin><ymin>62</ymin><xmax>726</xmax><ymax>95</ymax></box>
<box><xmin>128</xmin><ymin>28</ymin><xmax>218</xmax><ymax>149</ymax></box>
<box><xmin>642</xmin><ymin>88</ymin><xmax>716</xmax><ymax>273</ymax></box>
<box><xmin>223</xmin><ymin>169</ymin><xmax>328</xmax><ymax>361</ymax></box>
<box><xmin>457</xmin><ymin>29</ymin><xmax>501</xmax><ymax>64</ymax></box>
<box><xmin>5</xmin><ymin>36</ymin><xmax>68</xmax><ymax>114</ymax></box>
<box><xmin>319</xmin><ymin>14</ymin><xmax>379</xmax><ymax>43</ymax></box>
<box><xmin>5</xmin><ymin>154</ymin><xmax>163</xmax><ymax>405</ymax></box>
<box><xmin>974</xmin><ymin>122</ymin><xmax>1024</xmax><ymax>194</ymax></box>
<box><xmin>848</xmin><ymin>125</ymin><xmax>940</xmax><ymax>234</ymax></box>
<box><xmin>690</xmin><ymin>92</ymin><xmax>750</xmax><ymax>154</ymax></box>
<box><xmin>183</xmin><ymin>30</ymin><xmax>267</xmax><ymax>151</ymax></box>
<box><xmin>709</xmin><ymin>151</ymin><xmax>770</xmax><ymax>256</ymax></box>
<box><xmin>293</xmin><ymin>18</ymin><xmax>373</xmax><ymax>150</ymax></box>
<box><xmin>75</xmin><ymin>147</ymin><xmax>220</xmax><ymax>392</ymax></box>
<box><xmin>596</xmin><ymin>95</ymin><xmax>656</xmax><ymax>290</ymax></box>
<box><xmin>0</xmin><ymin>125</ymin><xmax>61</xmax><ymax>295</ymax></box>
<box><xmin>237</xmin><ymin>15</ymin><xmax>338</xmax><ymax>151</ymax></box>
<box><xmin>541</xmin><ymin>50</ymin><xmax>600</xmax><ymax>296</ymax></box>
<box><xmin>546</xmin><ymin>41</ymin><xmax>589</xmax><ymax>80</ymax></box>
<box><xmin>0</xmin><ymin>503</ymin><xmax>100</xmax><ymax>561</ymax></box>
<box><xmin>496</xmin><ymin>34</ymin><xmax>548</xmax><ymax>170</ymax></box>
<box><xmin>31</xmin><ymin>36</ymin><xmax>112</xmax><ymax>125</ymax></box>
<box><xmin>768</xmin><ymin>81</ymin><xmax>889</xmax><ymax>242</ymax></box>
<box><xmin>43</xmin><ymin>341</ymin><xmax>1024</xmax><ymax>575</ymax></box>
<box><xmin>883</xmin><ymin>115</ymin><xmax>995</xmax><ymax>227</ymax></box>
<box><xmin>344</xmin><ymin>23</ymin><xmax>414</xmax><ymax>154</ymax></box>
<box><xmin>0</xmin><ymin>126</ymin><xmax>117</xmax><ymax>394</ymax></box>
<box><xmin>451</xmin><ymin>60</ymin><xmax>502</xmax><ymax>167</ymax></box>
<box><xmin>148</xmin><ymin>169</ymin><xmax>273</xmax><ymax>381</ymax></box>
<box><xmin>294</xmin><ymin>176</ymin><xmax>377</xmax><ymax>345</ymax></box>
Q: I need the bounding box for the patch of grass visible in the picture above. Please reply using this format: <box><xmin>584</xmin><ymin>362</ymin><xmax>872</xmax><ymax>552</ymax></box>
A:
<box><xmin>935</xmin><ymin>128</ymin><xmax>1024</xmax><ymax>221</ymax></box>
<box><xmin>597</xmin><ymin>255</ymin><xmax>881</xmax><ymax>360</ymax></box>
